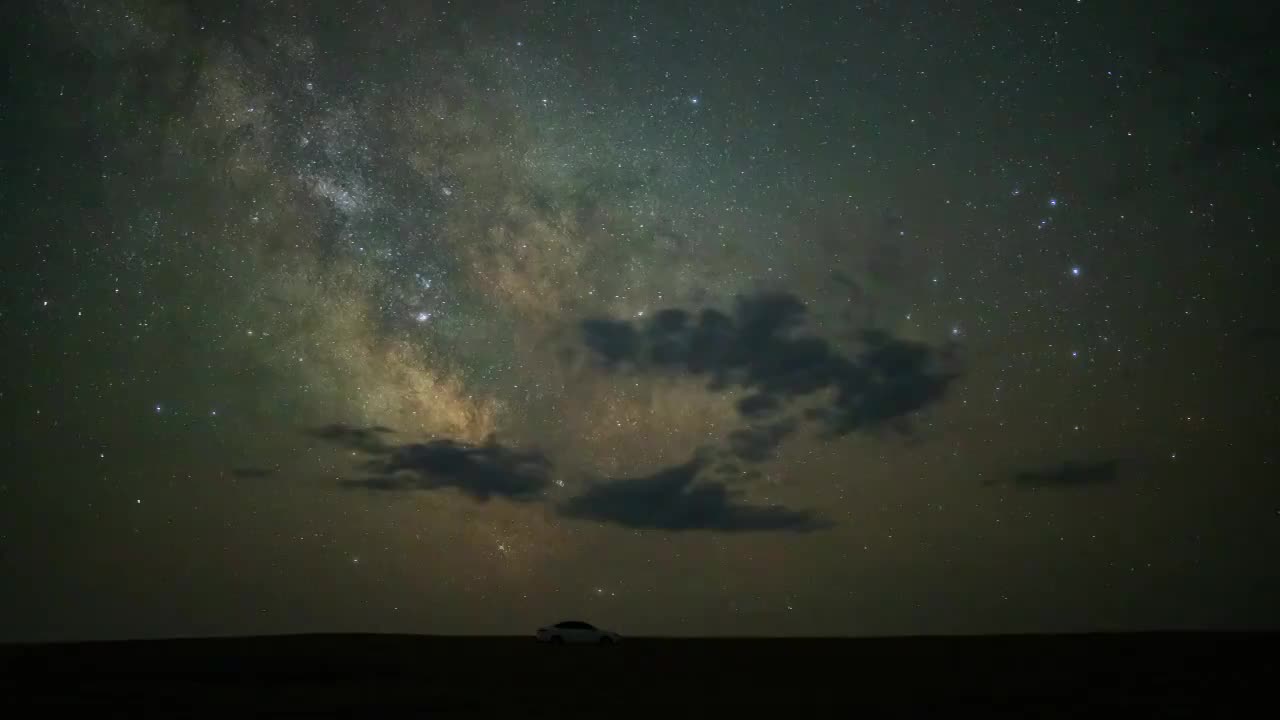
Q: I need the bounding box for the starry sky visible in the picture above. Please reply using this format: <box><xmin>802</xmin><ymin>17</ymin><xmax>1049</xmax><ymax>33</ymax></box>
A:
<box><xmin>3</xmin><ymin>0</ymin><xmax>1278</xmax><ymax>641</ymax></box>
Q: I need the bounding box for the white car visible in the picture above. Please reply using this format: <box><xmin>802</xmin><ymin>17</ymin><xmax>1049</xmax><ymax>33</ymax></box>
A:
<box><xmin>536</xmin><ymin>620</ymin><xmax>622</xmax><ymax>645</ymax></box>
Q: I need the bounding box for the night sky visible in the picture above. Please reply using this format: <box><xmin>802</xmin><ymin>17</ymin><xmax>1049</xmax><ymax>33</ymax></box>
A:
<box><xmin>3</xmin><ymin>1</ymin><xmax>1278</xmax><ymax>642</ymax></box>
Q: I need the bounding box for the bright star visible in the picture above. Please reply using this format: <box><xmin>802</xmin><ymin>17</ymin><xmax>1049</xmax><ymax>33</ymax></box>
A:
<box><xmin>1071</xmin><ymin>266</ymin><xmax>1081</xmax><ymax>276</ymax></box>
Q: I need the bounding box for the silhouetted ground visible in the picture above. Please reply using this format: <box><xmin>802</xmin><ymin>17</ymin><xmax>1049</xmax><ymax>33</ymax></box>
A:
<box><xmin>1</xmin><ymin>632</ymin><xmax>1274</xmax><ymax>715</ymax></box>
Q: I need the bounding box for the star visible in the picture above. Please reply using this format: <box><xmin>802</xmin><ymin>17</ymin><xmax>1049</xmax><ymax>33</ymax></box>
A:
<box><xmin>8</xmin><ymin>0</ymin><xmax>1272</xmax><ymax>645</ymax></box>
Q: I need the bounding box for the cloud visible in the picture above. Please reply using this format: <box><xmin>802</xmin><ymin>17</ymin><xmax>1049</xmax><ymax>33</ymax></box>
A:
<box><xmin>314</xmin><ymin>422</ymin><xmax>817</xmax><ymax>531</ymax></box>
<box><xmin>737</xmin><ymin>393</ymin><xmax>782</xmax><ymax>419</ymax></box>
<box><xmin>310</xmin><ymin>426</ymin><xmax>552</xmax><ymax>502</ymax></box>
<box><xmin>559</xmin><ymin>456</ymin><xmax>829</xmax><ymax>533</ymax></box>
<box><xmin>579</xmin><ymin>291</ymin><xmax>958</xmax><ymax>442</ymax></box>
<box><xmin>306</xmin><ymin>423</ymin><xmax>396</xmax><ymax>454</ymax></box>
<box><xmin>353</xmin><ymin>439</ymin><xmax>553</xmax><ymax>502</ymax></box>
<box><xmin>999</xmin><ymin>460</ymin><xmax>1122</xmax><ymax>490</ymax></box>
<box><xmin>549</xmin><ymin>290</ymin><xmax>959</xmax><ymax>532</ymax></box>
<box><xmin>727</xmin><ymin>420</ymin><xmax>797</xmax><ymax>463</ymax></box>
<box><xmin>311</xmin><ymin>292</ymin><xmax>949</xmax><ymax>532</ymax></box>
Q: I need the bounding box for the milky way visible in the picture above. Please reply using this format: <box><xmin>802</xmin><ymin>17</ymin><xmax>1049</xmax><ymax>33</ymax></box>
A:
<box><xmin>4</xmin><ymin>1</ymin><xmax>1278</xmax><ymax>640</ymax></box>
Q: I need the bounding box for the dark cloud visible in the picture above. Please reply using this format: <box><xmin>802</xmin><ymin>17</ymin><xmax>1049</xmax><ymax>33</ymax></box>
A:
<box><xmin>354</xmin><ymin>439</ymin><xmax>553</xmax><ymax>502</ymax></box>
<box><xmin>313</xmin><ymin>423</ymin><xmax>817</xmax><ymax>530</ymax></box>
<box><xmin>708</xmin><ymin>460</ymin><xmax>762</xmax><ymax>483</ymax></box>
<box><xmin>307</xmin><ymin>292</ymin><xmax>949</xmax><ymax>532</ymax></box>
<box><xmin>822</xmin><ymin>328</ymin><xmax>958</xmax><ymax>435</ymax></box>
<box><xmin>996</xmin><ymin>460</ymin><xmax>1122</xmax><ymax>490</ymax></box>
<box><xmin>310</xmin><ymin>426</ymin><xmax>552</xmax><ymax>503</ymax></box>
<box><xmin>579</xmin><ymin>291</ymin><xmax>958</xmax><ymax>443</ymax></box>
<box><xmin>737</xmin><ymin>393</ymin><xmax>782</xmax><ymax>419</ymax></box>
<box><xmin>559</xmin><ymin>456</ymin><xmax>829</xmax><ymax>533</ymax></box>
<box><xmin>727</xmin><ymin>420</ymin><xmax>798</xmax><ymax>463</ymax></box>
<box><xmin>552</xmin><ymin>292</ymin><xmax>955</xmax><ymax>532</ymax></box>
<box><xmin>306</xmin><ymin>424</ymin><xmax>396</xmax><ymax>455</ymax></box>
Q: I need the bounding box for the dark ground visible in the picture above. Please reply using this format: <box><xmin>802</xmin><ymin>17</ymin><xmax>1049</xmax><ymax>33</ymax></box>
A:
<box><xmin>1</xmin><ymin>632</ymin><xmax>1274</xmax><ymax>715</ymax></box>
